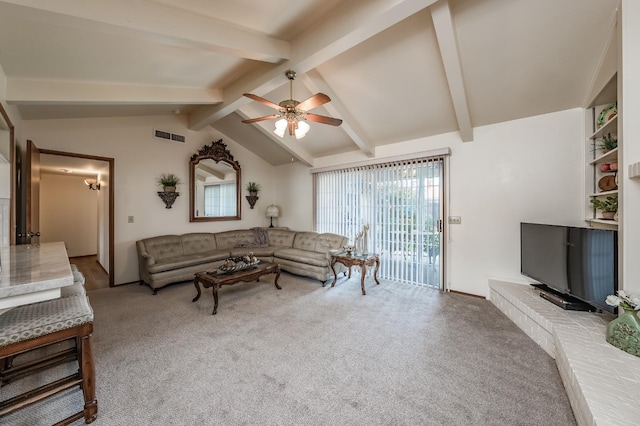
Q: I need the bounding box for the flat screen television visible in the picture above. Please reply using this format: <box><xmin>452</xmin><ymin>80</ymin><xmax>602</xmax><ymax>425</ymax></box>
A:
<box><xmin>520</xmin><ymin>222</ymin><xmax>618</xmax><ymax>313</ymax></box>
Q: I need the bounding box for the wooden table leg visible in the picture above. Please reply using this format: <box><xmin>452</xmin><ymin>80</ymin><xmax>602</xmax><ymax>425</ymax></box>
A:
<box><xmin>360</xmin><ymin>263</ymin><xmax>367</xmax><ymax>295</ymax></box>
<box><xmin>212</xmin><ymin>285</ymin><xmax>219</xmax><ymax>315</ymax></box>
<box><xmin>330</xmin><ymin>258</ymin><xmax>339</xmax><ymax>287</ymax></box>
<box><xmin>373</xmin><ymin>256</ymin><xmax>380</xmax><ymax>285</ymax></box>
<box><xmin>274</xmin><ymin>269</ymin><xmax>282</xmax><ymax>290</ymax></box>
<box><xmin>192</xmin><ymin>277</ymin><xmax>202</xmax><ymax>302</ymax></box>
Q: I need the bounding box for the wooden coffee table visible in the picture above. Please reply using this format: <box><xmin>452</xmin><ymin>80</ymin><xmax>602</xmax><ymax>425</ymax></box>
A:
<box><xmin>193</xmin><ymin>262</ymin><xmax>281</xmax><ymax>315</ymax></box>
<box><xmin>330</xmin><ymin>253</ymin><xmax>380</xmax><ymax>295</ymax></box>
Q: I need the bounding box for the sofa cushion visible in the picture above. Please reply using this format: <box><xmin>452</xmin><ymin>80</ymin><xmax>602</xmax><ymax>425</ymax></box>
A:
<box><xmin>292</xmin><ymin>232</ymin><xmax>318</xmax><ymax>251</ymax></box>
<box><xmin>274</xmin><ymin>248</ymin><xmax>330</xmax><ymax>268</ymax></box>
<box><xmin>147</xmin><ymin>250</ymin><xmax>229</xmax><ymax>273</ymax></box>
<box><xmin>234</xmin><ymin>228</ymin><xmax>270</xmax><ymax>248</ymax></box>
<box><xmin>143</xmin><ymin>235</ymin><xmax>184</xmax><ymax>261</ymax></box>
<box><xmin>230</xmin><ymin>246</ymin><xmax>275</xmax><ymax>257</ymax></box>
<box><xmin>215</xmin><ymin>230</ymin><xmax>254</xmax><ymax>250</ymax></box>
<box><xmin>181</xmin><ymin>233</ymin><xmax>217</xmax><ymax>255</ymax></box>
<box><xmin>267</xmin><ymin>229</ymin><xmax>296</xmax><ymax>247</ymax></box>
<box><xmin>315</xmin><ymin>233</ymin><xmax>347</xmax><ymax>253</ymax></box>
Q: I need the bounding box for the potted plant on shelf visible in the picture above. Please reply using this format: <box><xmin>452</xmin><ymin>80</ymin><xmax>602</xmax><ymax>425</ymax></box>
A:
<box><xmin>158</xmin><ymin>173</ymin><xmax>180</xmax><ymax>192</ymax></box>
<box><xmin>597</xmin><ymin>133</ymin><xmax>618</xmax><ymax>152</ymax></box>
<box><xmin>245</xmin><ymin>182</ymin><xmax>261</xmax><ymax>196</ymax></box>
<box><xmin>591</xmin><ymin>195</ymin><xmax>618</xmax><ymax>220</ymax></box>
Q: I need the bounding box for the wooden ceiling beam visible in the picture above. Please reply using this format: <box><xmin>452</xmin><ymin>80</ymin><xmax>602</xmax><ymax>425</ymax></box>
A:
<box><xmin>431</xmin><ymin>0</ymin><xmax>474</xmax><ymax>142</ymax></box>
<box><xmin>188</xmin><ymin>0</ymin><xmax>439</xmax><ymax>130</ymax></box>
<box><xmin>6</xmin><ymin>78</ymin><xmax>223</xmax><ymax>104</ymax></box>
<box><xmin>0</xmin><ymin>0</ymin><xmax>289</xmax><ymax>62</ymax></box>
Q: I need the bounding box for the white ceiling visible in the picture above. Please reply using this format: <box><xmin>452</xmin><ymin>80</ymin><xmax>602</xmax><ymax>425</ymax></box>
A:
<box><xmin>0</xmin><ymin>0</ymin><xmax>620</xmax><ymax>168</ymax></box>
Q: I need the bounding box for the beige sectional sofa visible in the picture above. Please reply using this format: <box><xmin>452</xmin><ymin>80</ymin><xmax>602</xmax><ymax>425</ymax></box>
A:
<box><xmin>136</xmin><ymin>228</ymin><xmax>347</xmax><ymax>294</ymax></box>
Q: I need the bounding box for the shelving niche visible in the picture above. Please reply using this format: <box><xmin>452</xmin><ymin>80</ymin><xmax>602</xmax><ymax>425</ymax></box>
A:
<box><xmin>585</xmin><ymin>74</ymin><xmax>618</xmax><ymax>229</ymax></box>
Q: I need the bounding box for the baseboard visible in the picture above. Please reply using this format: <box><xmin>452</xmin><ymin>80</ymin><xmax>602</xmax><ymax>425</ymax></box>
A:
<box><xmin>449</xmin><ymin>289</ymin><xmax>486</xmax><ymax>299</ymax></box>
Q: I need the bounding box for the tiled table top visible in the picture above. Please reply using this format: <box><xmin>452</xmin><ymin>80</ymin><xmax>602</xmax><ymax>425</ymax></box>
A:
<box><xmin>0</xmin><ymin>242</ymin><xmax>73</xmax><ymax>312</ymax></box>
<box><xmin>489</xmin><ymin>279</ymin><xmax>640</xmax><ymax>426</ymax></box>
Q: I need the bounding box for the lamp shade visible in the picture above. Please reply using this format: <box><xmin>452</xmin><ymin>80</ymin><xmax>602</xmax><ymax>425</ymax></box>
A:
<box><xmin>266</xmin><ymin>204</ymin><xmax>280</xmax><ymax>218</ymax></box>
<box><xmin>295</xmin><ymin>120</ymin><xmax>310</xmax><ymax>139</ymax></box>
<box><xmin>274</xmin><ymin>119</ymin><xmax>287</xmax><ymax>138</ymax></box>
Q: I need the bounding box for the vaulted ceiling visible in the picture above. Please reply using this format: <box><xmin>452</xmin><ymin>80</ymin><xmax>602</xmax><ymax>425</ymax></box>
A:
<box><xmin>0</xmin><ymin>0</ymin><xmax>619</xmax><ymax>167</ymax></box>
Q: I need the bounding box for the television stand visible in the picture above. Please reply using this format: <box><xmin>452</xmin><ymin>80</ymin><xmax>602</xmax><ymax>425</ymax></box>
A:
<box><xmin>530</xmin><ymin>284</ymin><xmax>595</xmax><ymax>312</ymax></box>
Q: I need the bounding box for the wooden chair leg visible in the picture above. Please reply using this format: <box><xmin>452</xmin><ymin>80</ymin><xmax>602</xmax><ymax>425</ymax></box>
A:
<box><xmin>78</xmin><ymin>334</ymin><xmax>98</xmax><ymax>423</ymax></box>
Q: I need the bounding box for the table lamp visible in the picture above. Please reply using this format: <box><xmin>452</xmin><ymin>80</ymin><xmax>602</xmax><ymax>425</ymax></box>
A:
<box><xmin>266</xmin><ymin>205</ymin><xmax>280</xmax><ymax>228</ymax></box>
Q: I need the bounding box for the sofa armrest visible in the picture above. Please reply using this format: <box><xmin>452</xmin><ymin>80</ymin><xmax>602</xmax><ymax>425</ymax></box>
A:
<box><xmin>327</xmin><ymin>248</ymin><xmax>343</xmax><ymax>262</ymax></box>
<box><xmin>136</xmin><ymin>240</ymin><xmax>156</xmax><ymax>266</ymax></box>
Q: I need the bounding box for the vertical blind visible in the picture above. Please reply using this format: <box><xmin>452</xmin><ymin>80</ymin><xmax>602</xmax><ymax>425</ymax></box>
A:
<box><xmin>204</xmin><ymin>183</ymin><xmax>236</xmax><ymax>217</ymax></box>
<box><xmin>314</xmin><ymin>156</ymin><xmax>444</xmax><ymax>287</ymax></box>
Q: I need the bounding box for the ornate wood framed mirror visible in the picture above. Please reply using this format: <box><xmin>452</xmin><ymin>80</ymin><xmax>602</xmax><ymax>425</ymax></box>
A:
<box><xmin>189</xmin><ymin>139</ymin><xmax>241</xmax><ymax>222</ymax></box>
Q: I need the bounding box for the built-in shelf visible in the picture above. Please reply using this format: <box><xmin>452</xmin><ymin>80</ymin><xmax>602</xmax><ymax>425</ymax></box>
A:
<box><xmin>589</xmin><ymin>189</ymin><xmax>618</xmax><ymax>197</ymax></box>
<box><xmin>585</xmin><ymin>70</ymin><xmax>618</xmax><ymax>229</ymax></box>
<box><xmin>586</xmin><ymin>218</ymin><xmax>618</xmax><ymax>226</ymax></box>
<box><xmin>589</xmin><ymin>147</ymin><xmax>619</xmax><ymax>165</ymax></box>
<box><xmin>590</xmin><ymin>115</ymin><xmax>618</xmax><ymax>140</ymax></box>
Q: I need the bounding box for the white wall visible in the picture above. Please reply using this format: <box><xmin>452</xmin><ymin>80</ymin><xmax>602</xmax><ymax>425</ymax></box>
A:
<box><xmin>40</xmin><ymin>173</ymin><xmax>98</xmax><ymax>256</ymax></box>
<box><xmin>22</xmin><ymin>115</ymin><xmax>278</xmax><ymax>284</ymax></box>
<box><xmin>620</xmin><ymin>0</ymin><xmax>640</xmax><ymax>295</ymax></box>
<box><xmin>97</xmin><ymin>171</ymin><xmax>109</xmax><ymax>272</ymax></box>
<box><xmin>278</xmin><ymin>108</ymin><xmax>585</xmax><ymax>297</ymax></box>
<box><xmin>273</xmin><ymin>161</ymin><xmax>314</xmax><ymax>231</ymax></box>
<box><xmin>17</xmin><ymin>107</ymin><xmax>586</xmax><ymax>295</ymax></box>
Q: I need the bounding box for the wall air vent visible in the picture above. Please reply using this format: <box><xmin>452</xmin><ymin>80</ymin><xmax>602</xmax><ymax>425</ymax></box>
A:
<box><xmin>154</xmin><ymin>129</ymin><xmax>185</xmax><ymax>143</ymax></box>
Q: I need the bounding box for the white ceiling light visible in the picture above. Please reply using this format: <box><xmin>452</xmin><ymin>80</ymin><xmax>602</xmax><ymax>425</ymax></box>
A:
<box><xmin>295</xmin><ymin>121</ymin><xmax>310</xmax><ymax>139</ymax></box>
<box><xmin>274</xmin><ymin>118</ymin><xmax>287</xmax><ymax>138</ymax></box>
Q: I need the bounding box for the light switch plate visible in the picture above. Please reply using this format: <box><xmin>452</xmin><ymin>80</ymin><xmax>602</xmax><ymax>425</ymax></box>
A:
<box><xmin>448</xmin><ymin>216</ymin><xmax>461</xmax><ymax>225</ymax></box>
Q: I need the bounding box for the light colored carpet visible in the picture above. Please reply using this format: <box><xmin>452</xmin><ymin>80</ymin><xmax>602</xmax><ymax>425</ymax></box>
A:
<box><xmin>2</xmin><ymin>272</ymin><xmax>576</xmax><ymax>425</ymax></box>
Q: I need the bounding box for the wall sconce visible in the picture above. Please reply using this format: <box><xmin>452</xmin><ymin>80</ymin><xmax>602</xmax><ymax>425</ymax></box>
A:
<box><xmin>266</xmin><ymin>204</ymin><xmax>280</xmax><ymax>228</ymax></box>
<box><xmin>84</xmin><ymin>178</ymin><xmax>100</xmax><ymax>190</ymax></box>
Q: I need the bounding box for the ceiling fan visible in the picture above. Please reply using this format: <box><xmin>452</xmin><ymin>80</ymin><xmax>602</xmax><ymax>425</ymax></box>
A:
<box><xmin>242</xmin><ymin>70</ymin><xmax>342</xmax><ymax>139</ymax></box>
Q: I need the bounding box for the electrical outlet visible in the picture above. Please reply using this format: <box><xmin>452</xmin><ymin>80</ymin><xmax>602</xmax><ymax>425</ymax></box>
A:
<box><xmin>128</xmin><ymin>216</ymin><xmax>134</xmax><ymax>223</ymax></box>
<box><xmin>448</xmin><ymin>216</ymin><xmax>461</xmax><ymax>225</ymax></box>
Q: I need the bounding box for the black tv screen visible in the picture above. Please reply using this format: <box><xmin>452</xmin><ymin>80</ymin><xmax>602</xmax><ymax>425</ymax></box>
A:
<box><xmin>520</xmin><ymin>223</ymin><xmax>618</xmax><ymax>313</ymax></box>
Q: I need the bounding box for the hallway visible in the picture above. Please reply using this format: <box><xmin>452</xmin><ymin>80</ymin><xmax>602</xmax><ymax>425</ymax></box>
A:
<box><xmin>69</xmin><ymin>255</ymin><xmax>109</xmax><ymax>291</ymax></box>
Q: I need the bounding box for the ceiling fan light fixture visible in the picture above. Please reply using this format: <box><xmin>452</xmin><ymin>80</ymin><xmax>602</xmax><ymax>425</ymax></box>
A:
<box><xmin>274</xmin><ymin>118</ymin><xmax>287</xmax><ymax>137</ymax></box>
<box><xmin>295</xmin><ymin>120</ymin><xmax>310</xmax><ymax>139</ymax></box>
<box><xmin>243</xmin><ymin>70</ymin><xmax>341</xmax><ymax>138</ymax></box>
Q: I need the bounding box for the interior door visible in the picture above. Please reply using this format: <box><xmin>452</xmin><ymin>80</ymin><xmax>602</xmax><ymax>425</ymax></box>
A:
<box><xmin>24</xmin><ymin>139</ymin><xmax>41</xmax><ymax>244</ymax></box>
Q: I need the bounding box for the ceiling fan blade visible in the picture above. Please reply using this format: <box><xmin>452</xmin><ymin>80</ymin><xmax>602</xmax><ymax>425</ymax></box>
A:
<box><xmin>241</xmin><ymin>114</ymin><xmax>280</xmax><ymax>124</ymax></box>
<box><xmin>243</xmin><ymin>93</ymin><xmax>282</xmax><ymax>110</ymax></box>
<box><xmin>297</xmin><ymin>93</ymin><xmax>331</xmax><ymax>111</ymax></box>
<box><xmin>306</xmin><ymin>113</ymin><xmax>343</xmax><ymax>126</ymax></box>
<box><xmin>288</xmin><ymin>120</ymin><xmax>297</xmax><ymax>136</ymax></box>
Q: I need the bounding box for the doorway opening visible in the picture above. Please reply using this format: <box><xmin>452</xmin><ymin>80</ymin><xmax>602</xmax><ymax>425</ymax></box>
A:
<box><xmin>27</xmin><ymin>143</ymin><xmax>115</xmax><ymax>287</ymax></box>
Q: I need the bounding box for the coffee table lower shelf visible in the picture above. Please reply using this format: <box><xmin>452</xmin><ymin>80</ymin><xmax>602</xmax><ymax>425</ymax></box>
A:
<box><xmin>193</xmin><ymin>263</ymin><xmax>281</xmax><ymax>315</ymax></box>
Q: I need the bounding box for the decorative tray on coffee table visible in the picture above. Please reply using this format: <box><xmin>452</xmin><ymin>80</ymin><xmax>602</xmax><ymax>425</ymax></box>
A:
<box><xmin>218</xmin><ymin>255</ymin><xmax>260</xmax><ymax>273</ymax></box>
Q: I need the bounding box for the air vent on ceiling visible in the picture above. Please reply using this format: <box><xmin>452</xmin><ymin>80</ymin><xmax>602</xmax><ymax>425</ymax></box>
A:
<box><xmin>154</xmin><ymin>129</ymin><xmax>185</xmax><ymax>143</ymax></box>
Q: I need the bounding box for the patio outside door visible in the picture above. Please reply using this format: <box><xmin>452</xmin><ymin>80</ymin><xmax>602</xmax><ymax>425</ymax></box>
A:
<box><xmin>314</xmin><ymin>155</ymin><xmax>445</xmax><ymax>289</ymax></box>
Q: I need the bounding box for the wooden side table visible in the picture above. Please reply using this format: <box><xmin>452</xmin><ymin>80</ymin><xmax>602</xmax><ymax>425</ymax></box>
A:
<box><xmin>330</xmin><ymin>253</ymin><xmax>380</xmax><ymax>295</ymax></box>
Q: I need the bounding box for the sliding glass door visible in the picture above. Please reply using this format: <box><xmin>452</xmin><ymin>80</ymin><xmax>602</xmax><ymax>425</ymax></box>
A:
<box><xmin>314</xmin><ymin>156</ymin><xmax>444</xmax><ymax>288</ymax></box>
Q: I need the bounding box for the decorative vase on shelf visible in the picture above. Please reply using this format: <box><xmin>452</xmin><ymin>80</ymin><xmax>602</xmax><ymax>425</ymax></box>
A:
<box><xmin>606</xmin><ymin>309</ymin><xmax>640</xmax><ymax>357</ymax></box>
